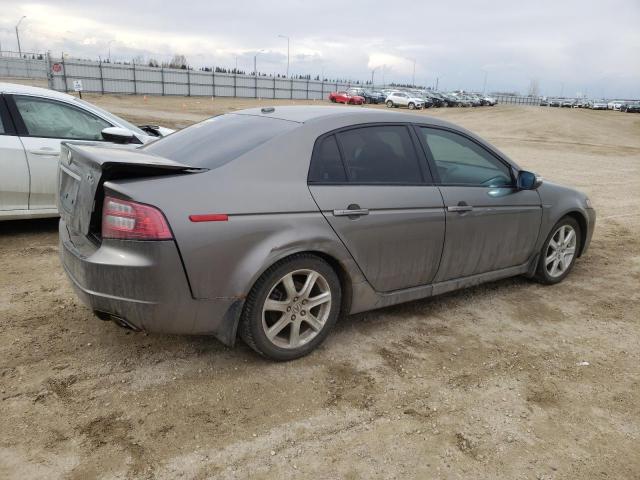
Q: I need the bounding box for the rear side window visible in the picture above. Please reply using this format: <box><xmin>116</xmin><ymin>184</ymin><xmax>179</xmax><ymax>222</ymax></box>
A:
<box><xmin>143</xmin><ymin>114</ymin><xmax>298</xmax><ymax>168</ymax></box>
<box><xmin>336</xmin><ymin>125</ymin><xmax>423</xmax><ymax>183</ymax></box>
<box><xmin>308</xmin><ymin>135</ymin><xmax>346</xmax><ymax>182</ymax></box>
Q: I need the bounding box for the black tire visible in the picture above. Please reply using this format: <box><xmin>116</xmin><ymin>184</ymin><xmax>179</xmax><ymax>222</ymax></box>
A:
<box><xmin>534</xmin><ymin>216</ymin><xmax>581</xmax><ymax>285</ymax></box>
<box><xmin>330</xmin><ymin>97</ymin><xmax>336</xmax><ymax>103</ymax></box>
<box><xmin>408</xmin><ymin>102</ymin><xmax>415</xmax><ymax>110</ymax></box>
<box><xmin>386</xmin><ymin>100</ymin><xmax>394</xmax><ymax>108</ymax></box>
<box><xmin>239</xmin><ymin>254</ymin><xmax>342</xmax><ymax>361</ymax></box>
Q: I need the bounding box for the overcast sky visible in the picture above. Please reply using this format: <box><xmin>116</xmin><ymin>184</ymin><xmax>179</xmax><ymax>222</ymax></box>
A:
<box><xmin>1</xmin><ymin>0</ymin><xmax>639</xmax><ymax>98</ymax></box>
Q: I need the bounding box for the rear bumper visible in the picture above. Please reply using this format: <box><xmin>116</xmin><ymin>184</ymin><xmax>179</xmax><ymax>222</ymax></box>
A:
<box><xmin>59</xmin><ymin>220</ymin><xmax>243</xmax><ymax>345</ymax></box>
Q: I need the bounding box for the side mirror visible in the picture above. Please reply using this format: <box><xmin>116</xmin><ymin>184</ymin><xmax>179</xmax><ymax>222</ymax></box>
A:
<box><xmin>101</xmin><ymin>127</ymin><xmax>140</xmax><ymax>144</ymax></box>
<box><xmin>517</xmin><ymin>170</ymin><xmax>543</xmax><ymax>190</ymax></box>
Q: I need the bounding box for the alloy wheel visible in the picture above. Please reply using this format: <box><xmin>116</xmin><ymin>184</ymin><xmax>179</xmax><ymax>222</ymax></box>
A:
<box><xmin>544</xmin><ymin>225</ymin><xmax>577</xmax><ymax>278</ymax></box>
<box><xmin>261</xmin><ymin>269</ymin><xmax>332</xmax><ymax>349</ymax></box>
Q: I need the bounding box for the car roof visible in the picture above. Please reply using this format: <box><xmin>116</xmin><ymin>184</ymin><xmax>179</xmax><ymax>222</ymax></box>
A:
<box><xmin>0</xmin><ymin>82</ymin><xmax>76</xmax><ymax>101</ymax></box>
<box><xmin>231</xmin><ymin>105</ymin><xmax>456</xmax><ymax>127</ymax></box>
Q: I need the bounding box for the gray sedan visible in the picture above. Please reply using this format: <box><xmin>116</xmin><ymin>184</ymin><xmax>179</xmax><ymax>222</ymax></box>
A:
<box><xmin>58</xmin><ymin>106</ymin><xmax>595</xmax><ymax>360</ymax></box>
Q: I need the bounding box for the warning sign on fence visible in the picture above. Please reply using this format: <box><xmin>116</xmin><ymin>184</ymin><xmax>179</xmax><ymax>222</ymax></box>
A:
<box><xmin>52</xmin><ymin>63</ymin><xmax>62</xmax><ymax>73</ymax></box>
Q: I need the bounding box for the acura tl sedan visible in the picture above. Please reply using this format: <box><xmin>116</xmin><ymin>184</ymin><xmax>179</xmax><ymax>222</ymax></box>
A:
<box><xmin>0</xmin><ymin>83</ymin><xmax>173</xmax><ymax>220</ymax></box>
<box><xmin>58</xmin><ymin>106</ymin><xmax>595</xmax><ymax>361</ymax></box>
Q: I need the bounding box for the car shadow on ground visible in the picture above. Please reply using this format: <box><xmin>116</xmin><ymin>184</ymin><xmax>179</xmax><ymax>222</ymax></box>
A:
<box><xmin>0</xmin><ymin>217</ymin><xmax>59</xmax><ymax>237</ymax></box>
<box><xmin>153</xmin><ymin>274</ymin><xmax>532</xmax><ymax>362</ymax></box>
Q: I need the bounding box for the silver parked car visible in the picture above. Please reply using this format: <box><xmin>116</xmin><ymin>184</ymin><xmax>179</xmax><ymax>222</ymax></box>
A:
<box><xmin>58</xmin><ymin>106</ymin><xmax>595</xmax><ymax>360</ymax></box>
<box><xmin>385</xmin><ymin>91</ymin><xmax>424</xmax><ymax>110</ymax></box>
<box><xmin>0</xmin><ymin>83</ymin><xmax>173</xmax><ymax>220</ymax></box>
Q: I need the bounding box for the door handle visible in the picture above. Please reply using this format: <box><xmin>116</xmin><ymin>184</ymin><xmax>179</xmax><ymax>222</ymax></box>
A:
<box><xmin>333</xmin><ymin>204</ymin><xmax>369</xmax><ymax>217</ymax></box>
<box><xmin>447</xmin><ymin>204</ymin><xmax>474</xmax><ymax>213</ymax></box>
<box><xmin>29</xmin><ymin>148</ymin><xmax>60</xmax><ymax>156</ymax></box>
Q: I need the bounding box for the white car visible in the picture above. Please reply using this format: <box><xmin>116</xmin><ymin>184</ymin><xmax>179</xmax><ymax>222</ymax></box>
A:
<box><xmin>0</xmin><ymin>83</ymin><xmax>174</xmax><ymax>220</ymax></box>
<box><xmin>607</xmin><ymin>100</ymin><xmax>625</xmax><ymax>111</ymax></box>
<box><xmin>385</xmin><ymin>91</ymin><xmax>424</xmax><ymax>110</ymax></box>
<box><xmin>592</xmin><ymin>101</ymin><xmax>608</xmax><ymax>110</ymax></box>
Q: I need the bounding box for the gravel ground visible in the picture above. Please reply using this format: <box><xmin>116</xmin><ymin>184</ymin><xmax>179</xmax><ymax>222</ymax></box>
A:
<box><xmin>1</xmin><ymin>94</ymin><xmax>639</xmax><ymax>479</ymax></box>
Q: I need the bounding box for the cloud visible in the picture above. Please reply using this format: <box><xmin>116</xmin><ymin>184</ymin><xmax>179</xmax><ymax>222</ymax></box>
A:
<box><xmin>1</xmin><ymin>0</ymin><xmax>638</xmax><ymax>97</ymax></box>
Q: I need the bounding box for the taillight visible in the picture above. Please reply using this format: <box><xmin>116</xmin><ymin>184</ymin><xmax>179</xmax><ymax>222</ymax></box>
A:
<box><xmin>102</xmin><ymin>196</ymin><xmax>173</xmax><ymax>240</ymax></box>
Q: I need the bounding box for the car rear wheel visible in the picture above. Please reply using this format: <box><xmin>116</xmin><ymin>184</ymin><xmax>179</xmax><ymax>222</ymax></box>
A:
<box><xmin>239</xmin><ymin>254</ymin><xmax>341</xmax><ymax>361</ymax></box>
<box><xmin>408</xmin><ymin>102</ymin><xmax>415</xmax><ymax>110</ymax></box>
<box><xmin>534</xmin><ymin>217</ymin><xmax>581</xmax><ymax>285</ymax></box>
<box><xmin>386</xmin><ymin>100</ymin><xmax>394</xmax><ymax>108</ymax></box>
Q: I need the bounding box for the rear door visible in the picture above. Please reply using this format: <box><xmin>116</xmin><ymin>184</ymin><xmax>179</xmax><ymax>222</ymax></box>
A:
<box><xmin>7</xmin><ymin>94</ymin><xmax>112</xmax><ymax>211</ymax></box>
<box><xmin>415</xmin><ymin>126</ymin><xmax>541</xmax><ymax>282</ymax></box>
<box><xmin>0</xmin><ymin>95</ymin><xmax>29</xmax><ymax>211</ymax></box>
<box><xmin>308</xmin><ymin>124</ymin><xmax>445</xmax><ymax>292</ymax></box>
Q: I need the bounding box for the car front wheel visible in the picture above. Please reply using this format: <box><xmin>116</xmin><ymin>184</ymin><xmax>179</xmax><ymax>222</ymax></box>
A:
<box><xmin>408</xmin><ymin>102</ymin><xmax>415</xmax><ymax>110</ymax></box>
<box><xmin>534</xmin><ymin>217</ymin><xmax>581</xmax><ymax>284</ymax></box>
<box><xmin>386</xmin><ymin>100</ymin><xmax>394</xmax><ymax>108</ymax></box>
<box><xmin>239</xmin><ymin>254</ymin><xmax>341</xmax><ymax>361</ymax></box>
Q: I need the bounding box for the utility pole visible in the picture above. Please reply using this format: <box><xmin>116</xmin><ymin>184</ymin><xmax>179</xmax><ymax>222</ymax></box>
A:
<box><xmin>435</xmin><ymin>77</ymin><xmax>439</xmax><ymax>90</ymax></box>
<box><xmin>16</xmin><ymin>16</ymin><xmax>26</xmax><ymax>57</ymax></box>
<box><xmin>278</xmin><ymin>35</ymin><xmax>290</xmax><ymax>77</ymax></box>
<box><xmin>253</xmin><ymin>49</ymin><xmax>265</xmax><ymax>75</ymax></box>
<box><xmin>411</xmin><ymin>59</ymin><xmax>416</xmax><ymax>87</ymax></box>
<box><xmin>107</xmin><ymin>40</ymin><xmax>114</xmax><ymax>62</ymax></box>
<box><xmin>371</xmin><ymin>66</ymin><xmax>380</xmax><ymax>87</ymax></box>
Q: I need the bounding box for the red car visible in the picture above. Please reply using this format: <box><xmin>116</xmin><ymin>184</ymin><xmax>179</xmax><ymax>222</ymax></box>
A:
<box><xmin>328</xmin><ymin>90</ymin><xmax>365</xmax><ymax>105</ymax></box>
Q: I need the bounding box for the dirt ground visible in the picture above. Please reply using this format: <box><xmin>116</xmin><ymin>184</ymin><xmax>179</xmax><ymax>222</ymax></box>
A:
<box><xmin>1</xmin><ymin>92</ymin><xmax>639</xmax><ymax>480</ymax></box>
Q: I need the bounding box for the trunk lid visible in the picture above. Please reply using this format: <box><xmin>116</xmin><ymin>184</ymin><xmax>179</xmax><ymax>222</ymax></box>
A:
<box><xmin>58</xmin><ymin>143</ymin><xmax>204</xmax><ymax>236</ymax></box>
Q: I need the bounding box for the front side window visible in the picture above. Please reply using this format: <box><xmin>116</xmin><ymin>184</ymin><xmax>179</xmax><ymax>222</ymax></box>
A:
<box><xmin>14</xmin><ymin>95</ymin><xmax>111</xmax><ymax>140</ymax></box>
<box><xmin>419</xmin><ymin>127</ymin><xmax>512</xmax><ymax>186</ymax></box>
<box><xmin>336</xmin><ymin>125</ymin><xmax>423</xmax><ymax>183</ymax></box>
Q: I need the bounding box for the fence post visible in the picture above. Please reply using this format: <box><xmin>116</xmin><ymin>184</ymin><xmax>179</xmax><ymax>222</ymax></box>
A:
<box><xmin>290</xmin><ymin>78</ymin><xmax>293</xmax><ymax>100</ymax></box>
<box><xmin>212</xmin><ymin>70</ymin><xmax>216</xmax><ymax>97</ymax></box>
<box><xmin>234</xmin><ymin>71</ymin><xmax>237</xmax><ymax>97</ymax></box>
<box><xmin>321</xmin><ymin>79</ymin><xmax>324</xmax><ymax>100</ymax></box>
<box><xmin>61</xmin><ymin>54</ymin><xmax>67</xmax><ymax>92</ymax></box>
<box><xmin>161</xmin><ymin>67</ymin><xmax>165</xmax><ymax>96</ymax></box>
<box><xmin>255</xmin><ymin>73</ymin><xmax>258</xmax><ymax>99</ymax></box>
<box><xmin>45</xmin><ymin>52</ymin><xmax>53</xmax><ymax>90</ymax></box>
<box><xmin>132</xmin><ymin>62</ymin><xmax>137</xmax><ymax>95</ymax></box>
<box><xmin>99</xmin><ymin>59</ymin><xmax>104</xmax><ymax>94</ymax></box>
<box><xmin>187</xmin><ymin>69</ymin><xmax>191</xmax><ymax>97</ymax></box>
<box><xmin>306</xmin><ymin>78</ymin><xmax>309</xmax><ymax>100</ymax></box>
<box><xmin>273</xmin><ymin>77</ymin><xmax>276</xmax><ymax>99</ymax></box>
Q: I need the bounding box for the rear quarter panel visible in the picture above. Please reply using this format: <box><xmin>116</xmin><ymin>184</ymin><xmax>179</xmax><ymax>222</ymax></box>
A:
<box><xmin>105</xmin><ymin>124</ymin><xmax>367</xmax><ymax>301</ymax></box>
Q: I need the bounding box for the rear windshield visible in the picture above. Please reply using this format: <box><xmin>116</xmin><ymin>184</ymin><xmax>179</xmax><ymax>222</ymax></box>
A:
<box><xmin>143</xmin><ymin>113</ymin><xmax>298</xmax><ymax>168</ymax></box>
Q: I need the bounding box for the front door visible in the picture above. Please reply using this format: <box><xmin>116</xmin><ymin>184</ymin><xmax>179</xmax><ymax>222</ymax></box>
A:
<box><xmin>8</xmin><ymin>94</ymin><xmax>111</xmax><ymax>210</ymax></box>
<box><xmin>415</xmin><ymin>126</ymin><xmax>542</xmax><ymax>282</ymax></box>
<box><xmin>308</xmin><ymin>124</ymin><xmax>445</xmax><ymax>292</ymax></box>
